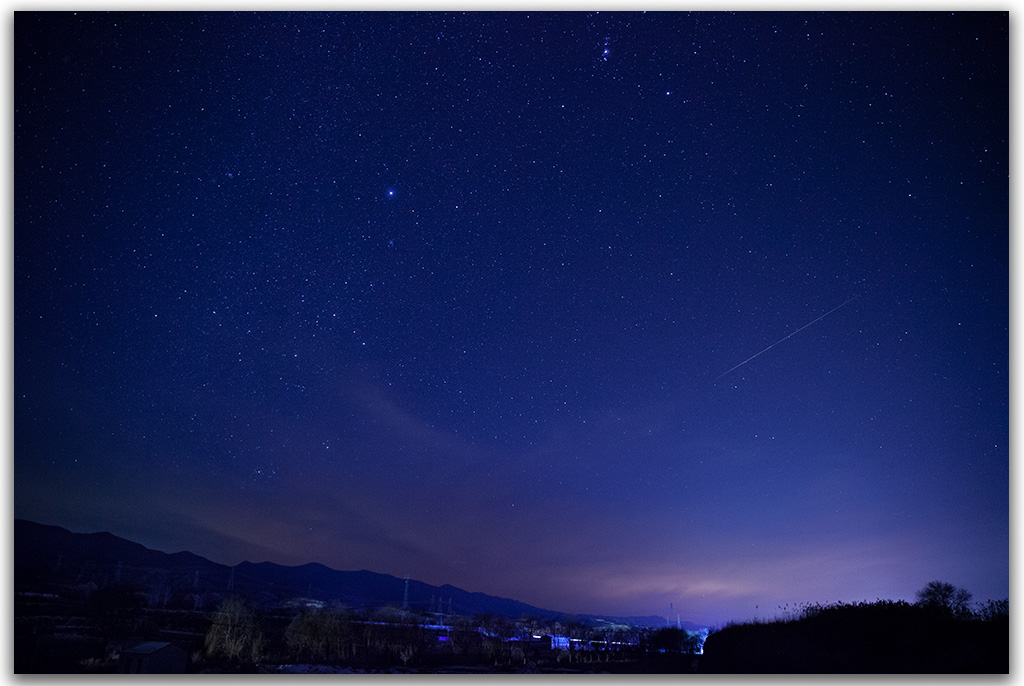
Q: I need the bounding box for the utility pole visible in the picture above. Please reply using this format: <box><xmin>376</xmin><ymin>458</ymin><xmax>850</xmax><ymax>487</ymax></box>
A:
<box><xmin>402</xmin><ymin>574</ymin><xmax>410</xmax><ymax>611</ymax></box>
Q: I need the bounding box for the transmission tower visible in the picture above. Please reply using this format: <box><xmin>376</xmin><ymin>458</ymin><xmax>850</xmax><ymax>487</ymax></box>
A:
<box><xmin>402</xmin><ymin>574</ymin><xmax>410</xmax><ymax>610</ymax></box>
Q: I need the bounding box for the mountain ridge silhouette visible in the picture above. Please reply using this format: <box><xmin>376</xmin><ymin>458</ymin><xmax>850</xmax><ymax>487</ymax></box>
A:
<box><xmin>15</xmin><ymin>519</ymin><xmax>683</xmax><ymax>629</ymax></box>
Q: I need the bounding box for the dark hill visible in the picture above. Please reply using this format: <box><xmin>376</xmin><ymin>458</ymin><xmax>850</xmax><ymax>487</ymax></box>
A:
<box><xmin>15</xmin><ymin>519</ymin><xmax>213</xmax><ymax>572</ymax></box>
<box><xmin>15</xmin><ymin>519</ymin><xmax>669</xmax><ymax>628</ymax></box>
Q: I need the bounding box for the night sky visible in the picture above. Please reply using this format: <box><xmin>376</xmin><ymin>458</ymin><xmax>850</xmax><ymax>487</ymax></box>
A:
<box><xmin>14</xmin><ymin>11</ymin><xmax>1008</xmax><ymax>627</ymax></box>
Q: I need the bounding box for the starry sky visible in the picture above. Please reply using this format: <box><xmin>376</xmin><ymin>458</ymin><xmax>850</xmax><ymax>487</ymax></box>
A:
<box><xmin>14</xmin><ymin>11</ymin><xmax>1008</xmax><ymax>627</ymax></box>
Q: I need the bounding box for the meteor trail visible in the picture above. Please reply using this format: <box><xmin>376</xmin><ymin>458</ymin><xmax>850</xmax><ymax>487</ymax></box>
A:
<box><xmin>716</xmin><ymin>296</ymin><xmax>859</xmax><ymax>380</ymax></box>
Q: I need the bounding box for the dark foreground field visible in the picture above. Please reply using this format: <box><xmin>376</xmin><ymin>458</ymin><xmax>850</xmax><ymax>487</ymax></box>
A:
<box><xmin>700</xmin><ymin>600</ymin><xmax>1008</xmax><ymax>673</ymax></box>
<box><xmin>257</xmin><ymin>657</ymin><xmax>699</xmax><ymax>674</ymax></box>
<box><xmin>16</xmin><ymin>589</ymin><xmax>1007</xmax><ymax>673</ymax></box>
<box><xmin>15</xmin><ymin>590</ymin><xmax>701</xmax><ymax>674</ymax></box>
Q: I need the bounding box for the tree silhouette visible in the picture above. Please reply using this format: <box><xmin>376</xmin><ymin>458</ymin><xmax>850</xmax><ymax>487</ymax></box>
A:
<box><xmin>915</xmin><ymin>581</ymin><xmax>973</xmax><ymax>618</ymax></box>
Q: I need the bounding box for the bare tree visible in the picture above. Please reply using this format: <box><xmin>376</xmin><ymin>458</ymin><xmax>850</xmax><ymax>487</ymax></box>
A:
<box><xmin>916</xmin><ymin>581</ymin><xmax>973</xmax><ymax>618</ymax></box>
<box><xmin>204</xmin><ymin>596</ymin><xmax>266</xmax><ymax>663</ymax></box>
<box><xmin>285</xmin><ymin>607</ymin><xmax>354</xmax><ymax>663</ymax></box>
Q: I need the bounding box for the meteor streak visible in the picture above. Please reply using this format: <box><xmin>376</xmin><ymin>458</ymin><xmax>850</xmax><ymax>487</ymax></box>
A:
<box><xmin>716</xmin><ymin>296</ymin><xmax>859</xmax><ymax>380</ymax></box>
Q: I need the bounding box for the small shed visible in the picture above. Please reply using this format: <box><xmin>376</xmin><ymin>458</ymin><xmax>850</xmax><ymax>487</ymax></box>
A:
<box><xmin>118</xmin><ymin>641</ymin><xmax>188</xmax><ymax>674</ymax></box>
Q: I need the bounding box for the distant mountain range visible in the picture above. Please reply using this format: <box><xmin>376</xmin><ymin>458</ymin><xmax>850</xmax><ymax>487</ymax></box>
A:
<box><xmin>14</xmin><ymin>520</ymin><xmax>688</xmax><ymax>629</ymax></box>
